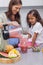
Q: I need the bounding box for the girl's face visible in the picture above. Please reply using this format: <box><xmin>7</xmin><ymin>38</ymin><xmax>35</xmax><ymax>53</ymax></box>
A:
<box><xmin>28</xmin><ymin>14</ymin><xmax>36</xmax><ymax>25</ymax></box>
<box><xmin>12</xmin><ymin>4</ymin><xmax>22</xmax><ymax>15</ymax></box>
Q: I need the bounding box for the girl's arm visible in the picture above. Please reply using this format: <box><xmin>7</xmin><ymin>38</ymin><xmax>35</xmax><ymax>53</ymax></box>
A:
<box><xmin>32</xmin><ymin>32</ymin><xmax>38</xmax><ymax>47</ymax></box>
<box><xmin>22</xmin><ymin>32</ymin><xmax>32</xmax><ymax>38</ymax></box>
<box><xmin>27</xmin><ymin>33</ymin><xmax>32</xmax><ymax>38</ymax></box>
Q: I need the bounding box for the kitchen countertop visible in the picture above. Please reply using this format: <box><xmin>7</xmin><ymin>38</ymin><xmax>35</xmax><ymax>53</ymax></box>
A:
<box><xmin>0</xmin><ymin>48</ymin><xmax>43</xmax><ymax>65</ymax></box>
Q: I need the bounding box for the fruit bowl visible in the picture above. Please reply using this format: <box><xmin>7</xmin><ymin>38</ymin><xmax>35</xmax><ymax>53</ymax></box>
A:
<box><xmin>0</xmin><ymin>49</ymin><xmax>21</xmax><ymax>64</ymax></box>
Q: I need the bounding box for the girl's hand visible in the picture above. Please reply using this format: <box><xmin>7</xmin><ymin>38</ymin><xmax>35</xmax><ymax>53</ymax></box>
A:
<box><xmin>32</xmin><ymin>46</ymin><xmax>40</xmax><ymax>52</ymax></box>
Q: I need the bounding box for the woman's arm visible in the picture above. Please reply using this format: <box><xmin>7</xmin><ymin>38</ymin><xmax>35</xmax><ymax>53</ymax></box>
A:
<box><xmin>7</xmin><ymin>21</ymin><xmax>20</xmax><ymax>27</ymax></box>
<box><xmin>0</xmin><ymin>22</ymin><xmax>4</xmax><ymax>28</ymax></box>
<box><xmin>0</xmin><ymin>21</ymin><xmax>20</xmax><ymax>29</ymax></box>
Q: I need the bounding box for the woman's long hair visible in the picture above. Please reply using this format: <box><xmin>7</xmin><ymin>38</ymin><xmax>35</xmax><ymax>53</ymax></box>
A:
<box><xmin>27</xmin><ymin>9</ymin><xmax>43</xmax><ymax>27</ymax></box>
<box><xmin>5</xmin><ymin>0</ymin><xmax>22</xmax><ymax>24</ymax></box>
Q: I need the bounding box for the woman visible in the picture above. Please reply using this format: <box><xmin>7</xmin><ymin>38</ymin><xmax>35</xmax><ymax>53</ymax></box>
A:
<box><xmin>0</xmin><ymin>0</ymin><xmax>22</xmax><ymax>51</ymax></box>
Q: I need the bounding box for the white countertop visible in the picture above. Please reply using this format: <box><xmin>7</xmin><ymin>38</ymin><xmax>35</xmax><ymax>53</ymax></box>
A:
<box><xmin>0</xmin><ymin>48</ymin><xmax>43</xmax><ymax>65</ymax></box>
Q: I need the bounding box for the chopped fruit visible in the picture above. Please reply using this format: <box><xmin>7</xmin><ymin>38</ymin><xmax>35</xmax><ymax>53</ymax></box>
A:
<box><xmin>5</xmin><ymin>45</ymin><xmax>14</xmax><ymax>53</ymax></box>
<box><xmin>10</xmin><ymin>49</ymin><xmax>20</xmax><ymax>56</ymax></box>
<box><xmin>8</xmin><ymin>49</ymin><xmax>20</xmax><ymax>58</ymax></box>
<box><xmin>32</xmin><ymin>47</ymin><xmax>40</xmax><ymax>52</ymax></box>
<box><xmin>8</xmin><ymin>51</ymin><xmax>17</xmax><ymax>58</ymax></box>
<box><xmin>0</xmin><ymin>52</ymin><xmax>8</xmax><ymax>58</ymax></box>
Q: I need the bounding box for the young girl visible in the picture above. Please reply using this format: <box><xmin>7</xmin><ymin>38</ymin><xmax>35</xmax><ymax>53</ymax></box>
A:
<box><xmin>26</xmin><ymin>9</ymin><xmax>43</xmax><ymax>51</ymax></box>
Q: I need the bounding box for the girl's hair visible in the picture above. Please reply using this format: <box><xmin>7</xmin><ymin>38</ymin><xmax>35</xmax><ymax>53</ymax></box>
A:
<box><xmin>27</xmin><ymin>9</ymin><xmax>43</xmax><ymax>27</ymax></box>
<box><xmin>5</xmin><ymin>0</ymin><xmax>22</xmax><ymax>24</ymax></box>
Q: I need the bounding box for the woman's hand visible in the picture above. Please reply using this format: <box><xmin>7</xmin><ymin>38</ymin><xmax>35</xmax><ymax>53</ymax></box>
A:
<box><xmin>0</xmin><ymin>22</ymin><xmax>3</xmax><ymax>28</ymax></box>
<box><xmin>7</xmin><ymin>21</ymin><xmax>20</xmax><ymax>27</ymax></box>
<box><xmin>0</xmin><ymin>21</ymin><xmax>20</xmax><ymax>28</ymax></box>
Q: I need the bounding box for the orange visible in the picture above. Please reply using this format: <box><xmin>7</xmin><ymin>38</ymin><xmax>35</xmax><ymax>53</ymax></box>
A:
<box><xmin>5</xmin><ymin>45</ymin><xmax>14</xmax><ymax>53</ymax></box>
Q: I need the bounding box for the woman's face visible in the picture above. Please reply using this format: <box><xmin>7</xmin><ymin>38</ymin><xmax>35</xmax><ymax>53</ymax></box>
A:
<box><xmin>12</xmin><ymin>4</ymin><xmax>22</xmax><ymax>15</ymax></box>
<box><xmin>28</xmin><ymin>14</ymin><xmax>36</xmax><ymax>25</ymax></box>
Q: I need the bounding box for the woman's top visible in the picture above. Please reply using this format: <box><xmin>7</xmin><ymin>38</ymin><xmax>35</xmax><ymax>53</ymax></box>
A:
<box><xmin>0</xmin><ymin>13</ymin><xmax>21</xmax><ymax>51</ymax></box>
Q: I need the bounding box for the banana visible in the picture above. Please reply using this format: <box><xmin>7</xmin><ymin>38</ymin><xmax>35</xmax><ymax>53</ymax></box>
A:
<box><xmin>8</xmin><ymin>49</ymin><xmax>20</xmax><ymax>58</ymax></box>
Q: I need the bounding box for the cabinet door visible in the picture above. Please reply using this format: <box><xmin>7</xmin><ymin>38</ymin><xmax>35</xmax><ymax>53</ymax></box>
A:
<box><xmin>22</xmin><ymin>0</ymin><xmax>43</xmax><ymax>6</ymax></box>
<box><xmin>0</xmin><ymin>0</ymin><xmax>43</xmax><ymax>7</ymax></box>
<box><xmin>0</xmin><ymin>0</ymin><xmax>10</xmax><ymax>7</ymax></box>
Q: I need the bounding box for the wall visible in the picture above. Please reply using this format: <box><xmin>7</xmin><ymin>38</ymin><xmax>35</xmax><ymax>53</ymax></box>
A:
<box><xmin>22</xmin><ymin>0</ymin><xmax>43</xmax><ymax>6</ymax></box>
<box><xmin>0</xmin><ymin>0</ymin><xmax>43</xmax><ymax>7</ymax></box>
<box><xmin>0</xmin><ymin>0</ymin><xmax>10</xmax><ymax>7</ymax></box>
